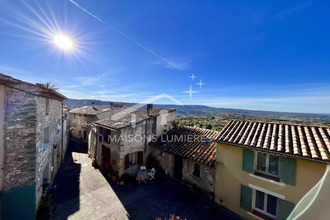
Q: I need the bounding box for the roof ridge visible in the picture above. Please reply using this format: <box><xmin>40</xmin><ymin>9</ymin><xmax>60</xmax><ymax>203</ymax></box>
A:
<box><xmin>228</xmin><ymin>119</ymin><xmax>330</xmax><ymax>129</ymax></box>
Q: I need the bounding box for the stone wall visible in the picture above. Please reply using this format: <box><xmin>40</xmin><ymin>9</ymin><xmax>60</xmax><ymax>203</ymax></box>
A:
<box><xmin>90</xmin><ymin>109</ymin><xmax>177</xmax><ymax>176</ymax></box>
<box><xmin>0</xmin><ymin>85</ymin><xmax>5</xmax><ymax>192</ymax></box>
<box><xmin>182</xmin><ymin>159</ymin><xmax>215</xmax><ymax>194</ymax></box>
<box><xmin>94</xmin><ymin>128</ymin><xmax>122</xmax><ymax>173</ymax></box>
<box><xmin>148</xmin><ymin>147</ymin><xmax>175</xmax><ymax>176</ymax></box>
<box><xmin>62</xmin><ymin>112</ymin><xmax>70</xmax><ymax>160</ymax></box>
<box><xmin>3</xmin><ymin>84</ymin><xmax>37</xmax><ymax>191</ymax></box>
<box><xmin>70</xmin><ymin>113</ymin><xmax>97</xmax><ymax>141</ymax></box>
<box><xmin>35</xmin><ymin>96</ymin><xmax>63</xmax><ymax>204</ymax></box>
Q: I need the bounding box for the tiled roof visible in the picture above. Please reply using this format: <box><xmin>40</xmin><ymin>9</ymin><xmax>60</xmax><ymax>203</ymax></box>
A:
<box><xmin>150</xmin><ymin>126</ymin><xmax>221</xmax><ymax>167</ymax></box>
<box><xmin>69</xmin><ymin>104</ymin><xmax>128</xmax><ymax>115</ymax></box>
<box><xmin>216</xmin><ymin>120</ymin><xmax>330</xmax><ymax>163</ymax></box>
<box><xmin>95</xmin><ymin>108</ymin><xmax>175</xmax><ymax>130</ymax></box>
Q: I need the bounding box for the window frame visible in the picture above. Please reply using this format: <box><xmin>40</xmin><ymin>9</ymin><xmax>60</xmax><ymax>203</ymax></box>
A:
<box><xmin>256</xmin><ymin>152</ymin><xmax>280</xmax><ymax>178</ymax></box>
<box><xmin>193</xmin><ymin>163</ymin><xmax>201</xmax><ymax>177</ymax></box>
<box><xmin>128</xmin><ymin>152</ymin><xmax>137</xmax><ymax>167</ymax></box>
<box><xmin>45</xmin><ymin>98</ymin><xmax>50</xmax><ymax>115</ymax></box>
<box><xmin>253</xmin><ymin>190</ymin><xmax>279</xmax><ymax>219</ymax></box>
<box><xmin>44</xmin><ymin>126</ymin><xmax>49</xmax><ymax>144</ymax></box>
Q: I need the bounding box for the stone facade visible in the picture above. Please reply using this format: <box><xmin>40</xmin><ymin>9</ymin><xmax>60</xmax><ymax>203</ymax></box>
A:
<box><xmin>149</xmin><ymin>146</ymin><xmax>215</xmax><ymax>194</ymax></box>
<box><xmin>3</xmin><ymin>83</ymin><xmax>38</xmax><ymax>191</ymax></box>
<box><xmin>70</xmin><ymin>114</ymin><xmax>97</xmax><ymax>141</ymax></box>
<box><xmin>0</xmin><ymin>74</ymin><xmax>67</xmax><ymax>219</ymax></box>
<box><xmin>89</xmin><ymin>108</ymin><xmax>176</xmax><ymax>176</ymax></box>
<box><xmin>70</xmin><ymin>104</ymin><xmax>129</xmax><ymax>142</ymax></box>
<box><xmin>182</xmin><ymin>159</ymin><xmax>215</xmax><ymax>194</ymax></box>
<box><xmin>35</xmin><ymin>96</ymin><xmax>63</xmax><ymax>204</ymax></box>
<box><xmin>148</xmin><ymin>147</ymin><xmax>175</xmax><ymax>176</ymax></box>
<box><xmin>0</xmin><ymin>85</ymin><xmax>6</xmax><ymax>193</ymax></box>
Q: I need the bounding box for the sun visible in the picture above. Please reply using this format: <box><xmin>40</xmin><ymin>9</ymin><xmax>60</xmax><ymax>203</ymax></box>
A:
<box><xmin>54</xmin><ymin>34</ymin><xmax>73</xmax><ymax>50</ymax></box>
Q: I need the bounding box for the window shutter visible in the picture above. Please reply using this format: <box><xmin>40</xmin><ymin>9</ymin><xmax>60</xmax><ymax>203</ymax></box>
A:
<box><xmin>125</xmin><ymin>154</ymin><xmax>129</xmax><ymax>169</ymax></box>
<box><xmin>240</xmin><ymin>184</ymin><xmax>252</xmax><ymax>211</ymax></box>
<box><xmin>280</xmin><ymin>157</ymin><xmax>297</xmax><ymax>185</ymax></box>
<box><xmin>137</xmin><ymin>151</ymin><xmax>143</xmax><ymax>165</ymax></box>
<box><xmin>279</xmin><ymin>199</ymin><xmax>295</xmax><ymax>220</ymax></box>
<box><xmin>242</xmin><ymin>149</ymin><xmax>255</xmax><ymax>173</ymax></box>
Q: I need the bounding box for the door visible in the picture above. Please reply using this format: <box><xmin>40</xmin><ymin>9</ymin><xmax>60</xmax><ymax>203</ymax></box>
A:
<box><xmin>174</xmin><ymin>155</ymin><xmax>183</xmax><ymax>179</ymax></box>
<box><xmin>101</xmin><ymin>145</ymin><xmax>111</xmax><ymax>171</ymax></box>
<box><xmin>83</xmin><ymin>131</ymin><xmax>87</xmax><ymax>140</ymax></box>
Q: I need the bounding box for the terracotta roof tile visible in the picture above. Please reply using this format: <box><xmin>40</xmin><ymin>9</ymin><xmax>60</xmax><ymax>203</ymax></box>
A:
<box><xmin>150</xmin><ymin>126</ymin><xmax>221</xmax><ymax>167</ymax></box>
<box><xmin>217</xmin><ymin>120</ymin><xmax>330</xmax><ymax>163</ymax></box>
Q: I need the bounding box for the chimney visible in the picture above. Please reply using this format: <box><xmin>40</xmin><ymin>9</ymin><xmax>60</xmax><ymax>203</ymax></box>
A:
<box><xmin>110</xmin><ymin>102</ymin><xmax>114</xmax><ymax>110</ymax></box>
<box><xmin>147</xmin><ymin>104</ymin><xmax>153</xmax><ymax>116</ymax></box>
<box><xmin>92</xmin><ymin>102</ymin><xmax>95</xmax><ymax>109</ymax></box>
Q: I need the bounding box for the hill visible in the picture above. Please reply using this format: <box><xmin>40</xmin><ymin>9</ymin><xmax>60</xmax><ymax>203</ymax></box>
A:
<box><xmin>65</xmin><ymin>99</ymin><xmax>330</xmax><ymax>123</ymax></box>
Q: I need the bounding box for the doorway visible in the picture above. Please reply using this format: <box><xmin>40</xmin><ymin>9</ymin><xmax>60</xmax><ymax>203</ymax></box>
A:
<box><xmin>101</xmin><ymin>145</ymin><xmax>111</xmax><ymax>172</ymax></box>
<box><xmin>174</xmin><ymin>155</ymin><xmax>183</xmax><ymax>179</ymax></box>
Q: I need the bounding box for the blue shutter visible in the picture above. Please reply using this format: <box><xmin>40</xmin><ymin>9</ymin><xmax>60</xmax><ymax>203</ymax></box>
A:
<box><xmin>280</xmin><ymin>157</ymin><xmax>297</xmax><ymax>185</ymax></box>
<box><xmin>242</xmin><ymin>149</ymin><xmax>255</xmax><ymax>173</ymax></box>
<box><xmin>279</xmin><ymin>199</ymin><xmax>295</xmax><ymax>220</ymax></box>
<box><xmin>240</xmin><ymin>184</ymin><xmax>252</xmax><ymax>211</ymax></box>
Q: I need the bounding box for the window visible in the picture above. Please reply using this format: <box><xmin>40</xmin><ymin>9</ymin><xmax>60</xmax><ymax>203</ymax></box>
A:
<box><xmin>125</xmin><ymin>151</ymin><xmax>144</xmax><ymax>169</ymax></box>
<box><xmin>256</xmin><ymin>152</ymin><xmax>279</xmax><ymax>177</ymax></box>
<box><xmin>254</xmin><ymin>190</ymin><xmax>278</xmax><ymax>218</ymax></box>
<box><xmin>79</xmin><ymin>130</ymin><xmax>82</xmax><ymax>137</ymax></box>
<box><xmin>104</xmin><ymin>129</ymin><xmax>111</xmax><ymax>143</ymax></box>
<box><xmin>44</xmin><ymin>127</ymin><xmax>49</xmax><ymax>143</ymax></box>
<box><xmin>193</xmin><ymin>163</ymin><xmax>200</xmax><ymax>177</ymax></box>
<box><xmin>45</xmin><ymin>98</ymin><xmax>49</xmax><ymax>115</ymax></box>
<box><xmin>43</xmin><ymin>126</ymin><xmax>50</xmax><ymax>150</ymax></box>
<box><xmin>129</xmin><ymin>153</ymin><xmax>136</xmax><ymax>166</ymax></box>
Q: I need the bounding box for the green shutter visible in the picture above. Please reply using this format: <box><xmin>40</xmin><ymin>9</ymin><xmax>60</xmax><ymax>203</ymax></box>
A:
<box><xmin>242</xmin><ymin>149</ymin><xmax>255</xmax><ymax>173</ymax></box>
<box><xmin>280</xmin><ymin>157</ymin><xmax>297</xmax><ymax>185</ymax></box>
<box><xmin>240</xmin><ymin>184</ymin><xmax>252</xmax><ymax>211</ymax></box>
<box><xmin>279</xmin><ymin>199</ymin><xmax>295</xmax><ymax>220</ymax></box>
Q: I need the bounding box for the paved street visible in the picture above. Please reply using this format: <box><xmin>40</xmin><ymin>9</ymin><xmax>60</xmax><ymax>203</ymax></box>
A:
<box><xmin>52</xmin><ymin>143</ymin><xmax>129</xmax><ymax>220</ymax></box>
<box><xmin>52</xmin><ymin>143</ymin><xmax>241</xmax><ymax>220</ymax></box>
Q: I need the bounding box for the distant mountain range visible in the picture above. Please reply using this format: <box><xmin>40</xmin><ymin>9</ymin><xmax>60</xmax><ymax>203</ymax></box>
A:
<box><xmin>65</xmin><ymin>99</ymin><xmax>330</xmax><ymax>122</ymax></box>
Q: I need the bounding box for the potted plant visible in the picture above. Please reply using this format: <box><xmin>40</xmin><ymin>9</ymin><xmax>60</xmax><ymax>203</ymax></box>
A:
<box><xmin>118</xmin><ymin>177</ymin><xmax>125</xmax><ymax>186</ymax></box>
<box><xmin>112</xmin><ymin>171</ymin><xmax>118</xmax><ymax>182</ymax></box>
<box><xmin>119</xmin><ymin>173</ymin><xmax>132</xmax><ymax>185</ymax></box>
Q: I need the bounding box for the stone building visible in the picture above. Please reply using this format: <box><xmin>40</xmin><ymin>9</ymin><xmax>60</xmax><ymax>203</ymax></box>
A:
<box><xmin>69</xmin><ymin>102</ymin><xmax>129</xmax><ymax>141</ymax></box>
<box><xmin>0</xmin><ymin>73</ymin><xmax>68</xmax><ymax>219</ymax></box>
<box><xmin>88</xmin><ymin>104</ymin><xmax>176</xmax><ymax>176</ymax></box>
<box><xmin>149</xmin><ymin>126</ymin><xmax>221</xmax><ymax>195</ymax></box>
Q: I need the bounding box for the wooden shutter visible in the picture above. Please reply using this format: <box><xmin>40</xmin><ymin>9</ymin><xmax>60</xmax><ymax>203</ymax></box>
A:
<box><xmin>137</xmin><ymin>151</ymin><xmax>144</xmax><ymax>165</ymax></box>
<box><xmin>279</xmin><ymin>199</ymin><xmax>295</xmax><ymax>220</ymax></box>
<box><xmin>280</xmin><ymin>157</ymin><xmax>297</xmax><ymax>185</ymax></box>
<box><xmin>125</xmin><ymin>154</ymin><xmax>129</xmax><ymax>169</ymax></box>
<box><xmin>242</xmin><ymin>149</ymin><xmax>255</xmax><ymax>173</ymax></box>
<box><xmin>240</xmin><ymin>184</ymin><xmax>252</xmax><ymax>211</ymax></box>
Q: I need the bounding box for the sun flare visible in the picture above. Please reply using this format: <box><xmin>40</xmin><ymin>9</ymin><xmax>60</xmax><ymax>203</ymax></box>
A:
<box><xmin>54</xmin><ymin>34</ymin><xmax>73</xmax><ymax>50</ymax></box>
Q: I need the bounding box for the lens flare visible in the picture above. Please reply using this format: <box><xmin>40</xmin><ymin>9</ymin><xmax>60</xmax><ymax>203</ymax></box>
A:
<box><xmin>54</xmin><ymin>34</ymin><xmax>73</xmax><ymax>50</ymax></box>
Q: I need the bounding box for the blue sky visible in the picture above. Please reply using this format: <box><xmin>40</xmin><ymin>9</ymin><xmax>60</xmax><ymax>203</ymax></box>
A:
<box><xmin>0</xmin><ymin>0</ymin><xmax>330</xmax><ymax>113</ymax></box>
